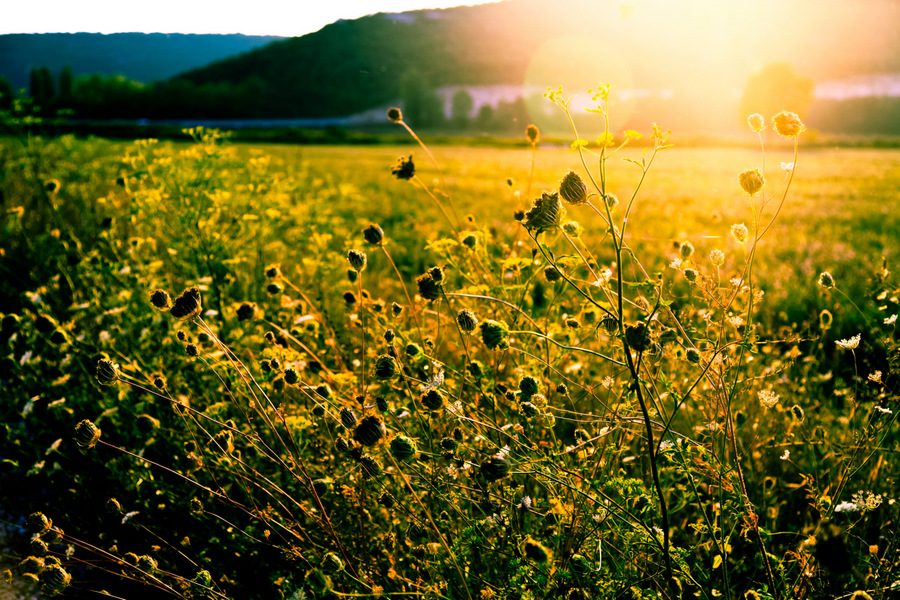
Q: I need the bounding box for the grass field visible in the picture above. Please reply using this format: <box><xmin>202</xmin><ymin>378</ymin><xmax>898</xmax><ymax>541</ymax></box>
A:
<box><xmin>1</xmin><ymin>126</ymin><xmax>899</xmax><ymax>600</ymax></box>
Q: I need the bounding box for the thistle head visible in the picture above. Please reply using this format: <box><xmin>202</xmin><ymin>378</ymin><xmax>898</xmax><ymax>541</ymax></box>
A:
<box><xmin>523</xmin><ymin>191</ymin><xmax>566</xmax><ymax>234</ymax></box>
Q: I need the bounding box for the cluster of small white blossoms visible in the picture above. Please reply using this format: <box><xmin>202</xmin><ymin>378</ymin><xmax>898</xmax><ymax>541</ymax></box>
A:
<box><xmin>834</xmin><ymin>490</ymin><xmax>884</xmax><ymax>513</ymax></box>
<box><xmin>835</xmin><ymin>334</ymin><xmax>861</xmax><ymax>350</ymax></box>
<box><xmin>758</xmin><ymin>389</ymin><xmax>780</xmax><ymax>409</ymax></box>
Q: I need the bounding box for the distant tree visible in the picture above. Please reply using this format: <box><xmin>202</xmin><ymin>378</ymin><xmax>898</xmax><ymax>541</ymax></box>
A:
<box><xmin>451</xmin><ymin>89</ymin><xmax>474</xmax><ymax>130</ymax></box>
<box><xmin>740</xmin><ymin>63</ymin><xmax>813</xmax><ymax>127</ymax></box>
<box><xmin>58</xmin><ymin>66</ymin><xmax>74</xmax><ymax>104</ymax></box>
<box><xmin>399</xmin><ymin>70</ymin><xmax>444</xmax><ymax>128</ymax></box>
<box><xmin>476</xmin><ymin>104</ymin><xmax>495</xmax><ymax>131</ymax></box>
<box><xmin>29</xmin><ymin>67</ymin><xmax>55</xmax><ymax>109</ymax></box>
<box><xmin>0</xmin><ymin>76</ymin><xmax>14</xmax><ymax>110</ymax></box>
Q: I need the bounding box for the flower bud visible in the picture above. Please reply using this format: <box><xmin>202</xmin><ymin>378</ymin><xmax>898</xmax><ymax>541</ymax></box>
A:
<box><xmin>75</xmin><ymin>419</ymin><xmax>101</xmax><ymax>449</ymax></box>
<box><xmin>747</xmin><ymin>113</ymin><xmax>765</xmax><ymax>132</ymax></box>
<box><xmin>348</xmin><ymin>249</ymin><xmax>367</xmax><ymax>271</ymax></box>
<box><xmin>456</xmin><ymin>309</ymin><xmax>478</xmax><ymax>333</ymax></box>
<box><xmin>526</xmin><ymin>124</ymin><xmax>540</xmax><ymax>144</ymax></box>
<box><xmin>363</xmin><ymin>223</ymin><xmax>384</xmax><ymax>245</ymax></box>
<box><xmin>96</xmin><ymin>359</ymin><xmax>120</xmax><ymax>386</ymax></box>
<box><xmin>739</xmin><ymin>168</ymin><xmax>765</xmax><ymax>195</ymax></box>
<box><xmin>387</xmin><ymin>107</ymin><xmax>402</xmax><ymax>122</ymax></box>
<box><xmin>772</xmin><ymin>111</ymin><xmax>806</xmax><ymax>138</ymax></box>
<box><xmin>709</xmin><ymin>249</ymin><xmax>725</xmax><ymax>266</ymax></box>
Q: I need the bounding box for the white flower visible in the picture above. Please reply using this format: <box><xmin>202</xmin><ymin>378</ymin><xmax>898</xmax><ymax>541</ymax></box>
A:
<box><xmin>874</xmin><ymin>406</ymin><xmax>893</xmax><ymax>415</ymax></box>
<box><xmin>520</xmin><ymin>496</ymin><xmax>532</xmax><ymax>509</ymax></box>
<box><xmin>728</xmin><ymin>315</ymin><xmax>745</xmax><ymax>328</ymax></box>
<box><xmin>781</xmin><ymin>162</ymin><xmax>795</xmax><ymax>172</ymax></box>
<box><xmin>834</xmin><ymin>501</ymin><xmax>858</xmax><ymax>512</ymax></box>
<box><xmin>851</xmin><ymin>490</ymin><xmax>883</xmax><ymax>511</ymax></box>
<box><xmin>868</xmin><ymin>371</ymin><xmax>882</xmax><ymax>383</ymax></box>
<box><xmin>780</xmin><ymin>450</ymin><xmax>790</xmax><ymax>460</ymax></box>
<box><xmin>835</xmin><ymin>334</ymin><xmax>861</xmax><ymax>349</ymax></box>
<box><xmin>669</xmin><ymin>258</ymin><xmax>682</xmax><ymax>269</ymax></box>
<box><xmin>758</xmin><ymin>389</ymin><xmax>780</xmax><ymax>408</ymax></box>
<box><xmin>601</xmin><ymin>376</ymin><xmax>614</xmax><ymax>389</ymax></box>
<box><xmin>886</xmin><ymin>314</ymin><xmax>897</xmax><ymax>325</ymax></box>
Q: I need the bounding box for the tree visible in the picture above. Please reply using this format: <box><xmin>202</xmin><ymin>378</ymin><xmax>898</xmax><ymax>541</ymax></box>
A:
<box><xmin>59</xmin><ymin>66</ymin><xmax>74</xmax><ymax>104</ymax></box>
<box><xmin>740</xmin><ymin>63</ymin><xmax>813</xmax><ymax>127</ymax></box>
<box><xmin>398</xmin><ymin>70</ymin><xmax>444</xmax><ymax>128</ymax></box>
<box><xmin>450</xmin><ymin>89</ymin><xmax>474</xmax><ymax>130</ymax></box>
<box><xmin>0</xmin><ymin>77</ymin><xmax>14</xmax><ymax>111</ymax></box>
<box><xmin>29</xmin><ymin>67</ymin><xmax>55</xmax><ymax>109</ymax></box>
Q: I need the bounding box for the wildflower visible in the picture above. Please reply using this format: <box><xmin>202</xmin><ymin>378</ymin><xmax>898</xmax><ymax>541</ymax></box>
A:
<box><xmin>559</xmin><ymin>170</ymin><xmax>589</xmax><ymax>206</ymax></box>
<box><xmin>390</xmin><ymin>435</ymin><xmax>417</xmax><ymax>461</ymax></box>
<box><xmin>601</xmin><ymin>376</ymin><xmax>615</xmax><ymax>388</ymax></box>
<box><xmin>149</xmin><ymin>289</ymin><xmax>172</xmax><ymax>311</ymax></box>
<box><xmin>170</xmin><ymin>287</ymin><xmax>202</xmax><ymax>321</ymax></box>
<box><xmin>680</xmin><ymin>241</ymin><xmax>695</xmax><ymax>260</ymax></box>
<box><xmin>710</xmin><ymin>249</ymin><xmax>725</xmax><ymax>266</ymax></box>
<box><xmin>835</xmin><ymin>334</ymin><xmax>861</xmax><ymax>350</ymax></box>
<box><xmin>347</xmin><ymin>249</ymin><xmax>367</xmax><ymax>271</ymax></box>
<box><xmin>603</xmin><ymin>192</ymin><xmax>619</xmax><ymax>210</ymax></box>
<box><xmin>886</xmin><ymin>314</ymin><xmax>897</xmax><ymax>325</ymax></box>
<box><xmin>684</xmin><ymin>268</ymin><xmax>699</xmax><ymax>283</ymax></box>
<box><xmin>731</xmin><ymin>223</ymin><xmax>749</xmax><ymax>243</ymax></box>
<box><xmin>416</xmin><ymin>271</ymin><xmax>442</xmax><ymax>301</ymax></box>
<box><xmin>391</xmin><ymin>154</ymin><xmax>415</xmax><ymax>180</ymax></box>
<box><xmin>772</xmin><ymin>111</ymin><xmax>806</xmax><ymax>138</ymax></box>
<box><xmin>96</xmin><ymin>358</ymin><xmax>120</xmax><ymax>385</ymax></box>
<box><xmin>526</xmin><ymin>124</ymin><xmax>540</xmax><ymax>144</ymax></box>
<box><xmin>747</xmin><ymin>113</ymin><xmax>765</xmax><ymax>132</ymax></box>
<box><xmin>739</xmin><ymin>168</ymin><xmax>765</xmax><ymax>195</ymax></box>
<box><xmin>758</xmin><ymin>389</ymin><xmax>780</xmax><ymax>408</ymax></box>
<box><xmin>386</xmin><ymin>107</ymin><xmax>403</xmax><ymax>122</ymax></box>
<box><xmin>479</xmin><ymin>319</ymin><xmax>509</xmax><ymax>350</ymax></box>
<box><xmin>781</xmin><ymin>162</ymin><xmax>795</xmax><ymax>172</ymax></box>
<box><xmin>868</xmin><ymin>371</ymin><xmax>882</xmax><ymax>383</ymax></box>
<box><xmin>363</xmin><ymin>223</ymin><xmax>384</xmax><ymax>245</ymax></box>
<box><xmin>523</xmin><ymin>191</ymin><xmax>566</xmax><ymax>234</ymax></box>
<box><xmin>75</xmin><ymin>419</ymin><xmax>102</xmax><ymax>449</ymax></box>
<box><xmin>353</xmin><ymin>415</ymin><xmax>386</xmax><ymax>447</ymax></box>
<box><xmin>818</xmin><ymin>271</ymin><xmax>835</xmax><ymax>288</ymax></box>
<box><xmin>236</xmin><ymin>302</ymin><xmax>259</xmax><ymax>321</ymax></box>
<box><xmin>850</xmin><ymin>490</ymin><xmax>883</xmax><ymax>511</ymax></box>
<box><xmin>457</xmin><ymin>309</ymin><xmax>478</xmax><ymax>333</ymax></box>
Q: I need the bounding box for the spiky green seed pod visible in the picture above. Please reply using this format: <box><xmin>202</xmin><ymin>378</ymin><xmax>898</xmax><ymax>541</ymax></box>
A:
<box><xmin>39</xmin><ymin>564</ymin><xmax>70</xmax><ymax>596</ymax></box>
<box><xmin>312</xmin><ymin>404</ymin><xmax>326</xmax><ymax>417</ymax></box>
<box><xmin>347</xmin><ymin>249</ymin><xmax>367</xmax><ymax>271</ymax></box>
<box><xmin>390</xmin><ymin>435</ymin><xmax>417</xmax><ymax>462</ymax></box>
<box><xmin>416</xmin><ymin>272</ymin><xmax>442</xmax><ymax>301</ymax></box>
<box><xmin>523</xmin><ymin>191</ymin><xmax>566</xmax><ymax>234</ymax></box>
<box><xmin>74</xmin><ymin>419</ymin><xmax>101</xmax><ymax>449</ymax></box>
<box><xmin>267</xmin><ymin>282</ymin><xmax>284</xmax><ymax>295</ymax></box>
<box><xmin>170</xmin><ymin>287</ymin><xmax>202</xmax><ymax>321</ymax></box>
<box><xmin>190</xmin><ymin>498</ymin><xmax>203</xmax><ymax>513</ymax></box>
<box><xmin>462</xmin><ymin>233</ymin><xmax>478</xmax><ymax>248</ymax></box>
<box><xmin>96</xmin><ymin>358</ymin><xmax>119</xmax><ymax>385</ymax></box>
<box><xmin>686</xmin><ymin>348</ymin><xmax>702</xmax><ymax>364</ymax></box>
<box><xmin>569</xmin><ymin>553</ymin><xmax>592</xmax><ymax>574</ymax></box>
<box><xmin>359</xmin><ymin>454</ymin><xmax>382</xmax><ymax>478</ymax></box>
<box><xmin>556</xmin><ymin>383</ymin><xmax>568</xmax><ymax>395</ymax></box>
<box><xmin>559</xmin><ymin>170</ymin><xmax>589</xmax><ymax>206</ymax></box>
<box><xmin>137</xmin><ymin>555</ymin><xmax>157</xmax><ymax>573</ymax></box>
<box><xmin>374</xmin><ymin>354</ymin><xmax>398</xmax><ymax>380</ymax></box>
<box><xmin>479</xmin><ymin>319</ymin><xmax>509</xmax><ymax>350</ymax></box>
<box><xmin>772</xmin><ymin>111</ymin><xmax>806</xmax><ymax>138</ymax></box>
<box><xmin>152</xmin><ymin>373</ymin><xmax>167</xmax><ymax>390</ymax></box>
<box><xmin>422</xmin><ymin>389</ymin><xmax>444</xmax><ymax>411</ymax></box>
<box><xmin>150</xmin><ymin>289</ymin><xmax>172</xmax><ymax>311</ymax></box>
<box><xmin>480</xmin><ymin>455</ymin><xmax>510</xmax><ymax>481</ymax></box>
<box><xmin>354</xmin><ymin>415</ymin><xmax>386</xmax><ymax>447</ymax></box>
<box><xmin>264</xmin><ymin>263</ymin><xmax>282</xmax><ymax>279</ymax></box>
<box><xmin>565</xmin><ymin>317</ymin><xmax>580</xmax><ymax>329</ymax></box>
<box><xmin>457</xmin><ymin>309</ymin><xmax>478</xmax><ymax>333</ymax></box>
<box><xmin>791</xmin><ymin>405</ymin><xmax>805</xmax><ymax>422</ymax></box>
<box><xmin>625</xmin><ymin>323</ymin><xmax>651</xmax><ymax>352</ymax></box>
<box><xmin>562</xmin><ymin>220</ymin><xmax>583</xmax><ymax>237</ymax></box>
<box><xmin>467</xmin><ymin>360</ymin><xmax>485</xmax><ymax>379</ymax></box>
<box><xmin>603</xmin><ymin>192</ymin><xmax>619</xmax><ymax>211</ymax></box>
<box><xmin>658</xmin><ymin>327</ymin><xmax>678</xmax><ymax>344</ymax></box>
<box><xmin>340</xmin><ymin>407</ymin><xmax>357</xmax><ymax>429</ymax></box>
<box><xmin>363</xmin><ymin>223</ymin><xmax>384</xmax><ymax>245</ymax></box>
<box><xmin>26</xmin><ymin>512</ymin><xmax>52</xmax><ymax>535</ymax></box>
<box><xmin>315</xmin><ymin>385</ymin><xmax>331</xmax><ymax>399</ymax></box>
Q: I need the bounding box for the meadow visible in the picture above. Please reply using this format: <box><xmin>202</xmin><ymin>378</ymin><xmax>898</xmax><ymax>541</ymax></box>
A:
<box><xmin>1</xmin><ymin>100</ymin><xmax>899</xmax><ymax>600</ymax></box>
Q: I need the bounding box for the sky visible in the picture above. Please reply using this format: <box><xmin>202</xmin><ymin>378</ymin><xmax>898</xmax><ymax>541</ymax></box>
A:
<box><xmin>2</xmin><ymin>0</ymin><xmax>498</xmax><ymax>37</ymax></box>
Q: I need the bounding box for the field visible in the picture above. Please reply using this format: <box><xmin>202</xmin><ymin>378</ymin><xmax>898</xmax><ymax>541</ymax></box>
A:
<box><xmin>1</xmin><ymin>116</ymin><xmax>899</xmax><ymax>600</ymax></box>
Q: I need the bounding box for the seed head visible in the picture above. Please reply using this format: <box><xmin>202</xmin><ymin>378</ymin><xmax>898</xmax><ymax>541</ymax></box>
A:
<box><xmin>137</xmin><ymin>555</ymin><xmax>157</xmax><ymax>573</ymax></box>
<box><xmin>479</xmin><ymin>319</ymin><xmax>509</xmax><ymax>350</ymax></box>
<box><xmin>686</xmin><ymin>348</ymin><xmax>702</xmax><ymax>364</ymax></box>
<box><xmin>480</xmin><ymin>454</ymin><xmax>510</xmax><ymax>481</ymax></box>
<box><xmin>39</xmin><ymin>564</ymin><xmax>71</xmax><ymax>596</ymax></box>
<box><xmin>731</xmin><ymin>223</ymin><xmax>749</xmax><ymax>244</ymax></box>
<box><xmin>562</xmin><ymin>220</ymin><xmax>583</xmax><ymax>237</ymax></box>
<box><xmin>149</xmin><ymin>289</ymin><xmax>172</xmax><ymax>311</ymax></box>
<box><xmin>363</xmin><ymin>223</ymin><xmax>384</xmax><ymax>245</ymax></box>
<box><xmin>283</xmin><ymin>367</ymin><xmax>300</xmax><ymax>385</ymax></box>
<box><xmin>739</xmin><ymin>168</ymin><xmax>765</xmax><ymax>196</ymax></box>
<box><xmin>457</xmin><ymin>309</ymin><xmax>478</xmax><ymax>333</ymax></box>
<box><xmin>559</xmin><ymin>170</ymin><xmax>589</xmax><ymax>206</ymax></box>
<box><xmin>416</xmin><ymin>271</ymin><xmax>442</xmax><ymax>301</ymax></box>
<box><xmin>391</xmin><ymin>154</ymin><xmax>415</xmax><ymax>181</ymax></box>
<box><xmin>747</xmin><ymin>113</ymin><xmax>765</xmax><ymax>132</ymax></box>
<box><xmin>709</xmin><ymin>249</ymin><xmax>725</xmax><ymax>266</ymax></box>
<box><xmin>625</xmin><ymin>322</ymin><xmax>651</xmax><ymax>352</ymax></box>
<box><xmin>170</xmin><ymin>287</ymin><xmax>202</xmax><ymax>321</ymax></box>
<box><xmin>523</xmin><ymin>191</ymin><xmax>566</xmax><ymax>234</ymax></box>
<box><xmin>340</xmin><ymin>407</ymin><xmax>358</xmax><ymax>429</ymax></box>
<box><xmin>374</xmin><ymin>354</ymin><xmax>398</xmax><ymax>380</ymax></box>
<box><xmin>236</xmin><ymin>302</ymin><xmax>259</xmax><ymax>321</ymax></box>
<box><xmin>264</xmin><ymin>263</ymin><xmax>282</xmax><ymax>279</ymax></box>
<box><xmin>526</xmin><ymin>124</ymin><xmax>540</xmax><ymax>144</ymax></box>
<box><xmin>522</xmin><ymin>537</ymin><xmax>552</xmax><ymax>563</ymax></box>
<box><xmin>26</xmin><ymin>512</ymin><xmax>52</xmax><ymax>535</ymax></box>
<box><xmin>817</xmin><ymin>271</ymin><xmax>835</xmax><ymax>289</ymax></box>
<box><xmin>359</xmin><ymin>454</ymin><xmax>382</xmax><ymax>478</ymax></box>
<box><xmin>772</xmin><ymin>111</ymin><xmax>806</xmax><ymax>138</ymax></box>
<box><xmin>323</xmin><ymin>552</ymin><xmax>344</xmax><ymax>574</ymax></box>
<box><xmin>422</xmin><ymin>389</ymin><xmax>445</xmax><ymax>411</ymax></box>
<box><xmin>185</xmin><ymin>343</ymin><xmax>200</xmax><ymax>357</ymax></box>
<box><xmin>347</xmin><ymin>249</ymin><xmax>367</xmax><ymax>272</ymax></box>
<box><xmin>390</xmin><ymin>435</ymin><xmax>417</xmax><ymax>462</ymax></box>
<box><xmin>354</xmin><ymin>415</ymin><xmax>386</xmax><ymax>447</ymax></box>
<box><xmin>386</xmin><ymin>107</ymin><xmax>403</xmax><ymax>122</ymax></box>
<box><xmin>75</xmin><ymin>419</ymin><xmax>101</xmax><ymax>449</ymax></box>
<box><xmin>684</xmin><ymin>268</ymin><xmax>699</xmax><ymax>283</ymax></box>
<box><xmin>679</xmin><ymin>241</ymin><xmax>695</xmax><ymax>260</ymax></box>
<box><xmin>96</xmin><ymin>358</ymin><xmax>120</xmax><ymax>386</ymax></box>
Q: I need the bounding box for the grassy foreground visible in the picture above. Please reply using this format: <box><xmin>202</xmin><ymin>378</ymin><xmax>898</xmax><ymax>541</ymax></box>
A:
<box><xmin>1</xmin><ymin>113</ymin><xmax>899</xmax><ymax>600</ymax></box>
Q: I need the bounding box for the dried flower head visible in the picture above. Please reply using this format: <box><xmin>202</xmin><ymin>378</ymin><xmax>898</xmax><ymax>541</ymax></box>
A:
<box><xmin>544</xmin><ymin>266</ymin><xmax>562</xmax><ymax>282</ymax></box>
<box><xmin>39</xmin><ymin>564</ymin><xmax>71</xmax><ymax>596</ymax></box>
<box><xmin>479</xmin><ymin>319</ymin><xmax>509</xmax><ymax>350</ymax></box>
<box><xmin>26</xmin><ymin>512</ymin><xmax>53</xmax><ymax>535</ymax></box>
<box><xmin>149</xmin><ymin>289</ymin><xmax>172</xmax><ymax>311</ymax></box>
<box><xmin>390</xmin><ymin>435</ymin><xmax>417</xmax><ymax>462</ymax></box>
<box><xmin>818</xmin><ymin>271</ymin><xmax>835</xmax><ymax>288</ymax></box>
<box><xmin>559</xmin><ymin>170</ymin><xmax>589</xmax><ymax>206</ymax></box>
<box><xmin>709</xmin><ymin>249</ymin><xmax>726</xmax><ymax>266</ymax></box>
<box><xmin>772</xmin><ymin>111</ymin><xmax>806</xmax><ymax>138</ymax></box>
<box><xmin>170</xmin><ymin>287</ymin><xmax>202</xmax><ymax>321</ymax></box>
<box><xmin>386</xmin><ymin>107</ymin><xmax>403</xmax><ymax>122</ymax></box>
<box><xmin>457</xmin><ymin>309</ymin><xmax>478</xmax><ymax>332</ymax></box>
<box><xmin>416</xmin><ymin>271</ymin><xmax>442</xmax><ymax>301</ymax></box>
<box><xmin>603</xmin><ymin>192</ymin><xmax>619</xmax><ymax>211</ymax></box>
<box><xmin>363</xmin><ymin>223</ymin><xmax>384</xmax><ymax>245</ymax></box>
<box><xmin>374</xmin><ymin>354</ymin><xmax>398</xmax><ymax>379</ymax></box>
<box><xmin>731</xmin><ymin>223</ymin><xmax>749</xmax><ymax>243</ymax></box>
<box><xmin>347</xmin><ymin>249</ymin><xmax>367</xmax><ymax>271</ymax></box>
<box><xmin>747</xmin><ymin>113</ymin><xmax>765</xmax><ymax>132</ymax></box>
<box><xmin>236</xmin><ymin>302</ymin><xmax>260</xmax><ymax>321</ymax></box>
<box><xmin>391</xmin><ymin>154</ymin><xmax>415</xmax><ymax>180</ymax></box>
<box><xmin>480</xmin><ymin>454</ymin><xmax>510</xmax><ymax>481</ymax></box>
<box><xmin>340</xmin><ymin>407</ymin><xmax>358</xmax><ymax>429</ymax></box>
<box><xmin>679</xmin><ymin>241</ymin><xmax>695</xmax><ymax>259</ymax></box>
<box><xmin>739</xmin><ymin>168</ymin><xmax>766</xmax><ymax>195</ymax></box>
<box><xmin>353</xmin><ymin>415</ymin><xmax>386</xmax><ymax>447</ymax></box>
<box><xmin>526</xmin><ymin>124</ymin><xmax>540</xmax><ymax>144</ymax></box>
<box><xmin>96</xmin><ymin>358</ymin><xmax>120</xmax><ymax>386</ymax></box>
<box><xmin>523</xmin><ymin>191</ymin><xmax>566</xmax><ymax>234</ymax></box>
<box><xmin>264</xmin><ymin>263</ymin><xmax>282</xmax><ymax>279</ymax></box>
<box><xmin>75</xmin><ymin>419</ymin><xmax>101</xmax><ymax>449</ymax></box>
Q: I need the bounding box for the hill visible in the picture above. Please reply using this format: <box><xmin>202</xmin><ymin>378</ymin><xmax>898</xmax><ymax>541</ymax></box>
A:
<box><xmin>0</xmin><ymin>32</ymin><xmax>284</xmax><ymax>89</ymax></box>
